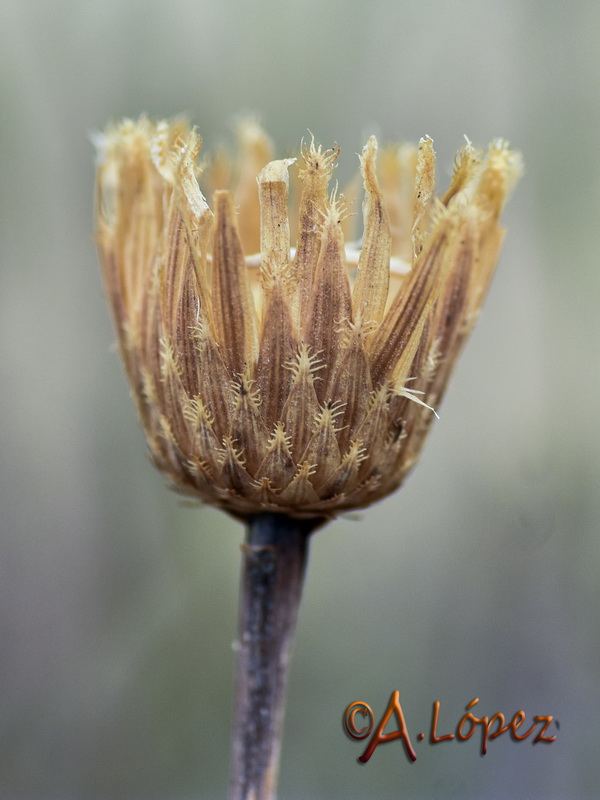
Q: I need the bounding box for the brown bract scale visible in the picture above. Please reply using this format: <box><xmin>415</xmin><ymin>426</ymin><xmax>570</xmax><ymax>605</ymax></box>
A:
<box><xmin>95</xmin><ymin>118</ymin><xmax>521</xmax><ymax>520</ymax></box>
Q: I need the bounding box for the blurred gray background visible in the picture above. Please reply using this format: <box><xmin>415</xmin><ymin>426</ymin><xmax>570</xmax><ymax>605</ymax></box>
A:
<box><xmin>1</xmin><ymin>0</ymin><xmax>599</xmax><ymax>798</ymax></box>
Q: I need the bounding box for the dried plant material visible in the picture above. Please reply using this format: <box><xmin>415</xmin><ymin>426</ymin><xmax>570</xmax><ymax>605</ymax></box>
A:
<box><xmin>352</xmin><ymin>136</ymin><xmax>391</xmax><ymax>332</ymax></box>
<box><xmin>293</xmin><ymin>137</ymin><xmax>340</xmax><ymax>324</ymax></box>
<box><xmin>233</xmin><ymin>119</ymin><xmax>274</xmax><ymax>255</ymax></box>
<box><xmin>95</xmin><ymin>116</ymin><xmax>522</xmax><ymax>520</ymax></box>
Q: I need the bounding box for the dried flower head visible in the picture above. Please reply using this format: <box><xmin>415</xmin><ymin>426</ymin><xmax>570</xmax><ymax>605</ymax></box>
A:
<box><xmin>95</xmin><ymin>117</ymin><xmax>521</xmax><ymax>520</ymax></box>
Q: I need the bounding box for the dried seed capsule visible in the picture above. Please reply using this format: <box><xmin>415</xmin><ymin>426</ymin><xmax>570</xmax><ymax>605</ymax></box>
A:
<box><xmin>96</xmin><ymin>118</ymin><xmax>521</xmax><ymax>519</ymax></box>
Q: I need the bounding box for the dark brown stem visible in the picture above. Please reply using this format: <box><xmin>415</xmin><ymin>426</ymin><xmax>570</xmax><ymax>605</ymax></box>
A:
<box><xmin>228</xmin><ymin>513</ymin><xmax>321</xmax><ymax>800</ymax></box>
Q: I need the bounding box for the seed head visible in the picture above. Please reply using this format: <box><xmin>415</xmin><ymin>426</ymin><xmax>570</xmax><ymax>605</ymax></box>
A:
<box><xmin>95</xmin><ymin>118</ymin><xmax>521</xmax><ymax>520</ymax></box>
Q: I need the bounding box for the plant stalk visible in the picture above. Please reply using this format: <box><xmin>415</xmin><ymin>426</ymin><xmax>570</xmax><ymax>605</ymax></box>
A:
<box><xmin>228</xmin><ymin>513</ymin><xmax>321</xmax><ymax>800</ymax></box>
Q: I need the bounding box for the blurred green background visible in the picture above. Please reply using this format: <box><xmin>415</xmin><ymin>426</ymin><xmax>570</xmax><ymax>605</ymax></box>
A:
<box><xmin>1</xmin><ymin>1</ymin><xmax>599</xmax><ymax>798</ymax></box>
